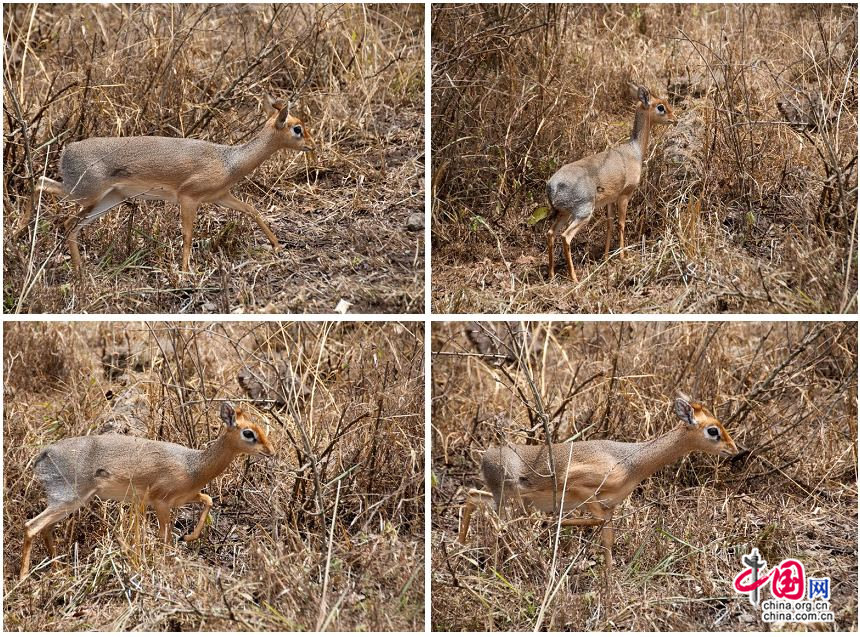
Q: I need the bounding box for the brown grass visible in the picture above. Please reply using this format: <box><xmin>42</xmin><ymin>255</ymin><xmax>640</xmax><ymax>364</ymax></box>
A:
<box><xmin>431</xmin><ymin>321</ymin><xmax>857</xmax><ymax>631</ymax></box>
<box><xmin>3</xmin><ymin>321</ymin><xmax>424</xmax><ymax>630</ymax></box>
<box><xmin>4</xmin><ymin>3</ymin><xmax>424</xmax><ymax>314</ymax></box>
<box><xmin>431</xmin><ymin>4</ymin><xmax>857</xmax><ymax>313</ymax></box>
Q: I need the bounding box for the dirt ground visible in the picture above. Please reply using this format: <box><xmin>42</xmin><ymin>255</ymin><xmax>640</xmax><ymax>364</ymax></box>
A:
<box><xmin>431</xmin><ymin>321</ymin><xmax>857</xmax><ymax>631</ymax></box>
<box><xmin>431</xmin><ymin>4</ymin><xmax>857</xmax><ymax>314</ymax></box>
<box><xmin>3</xmin><ymin>4</ymin><xmax>424</xmax><ymax>314</ymax></box>
<box><xmin>4</xmin><ymin>321</ymin><xmax>424</xmax><ymax>630</ymax></box>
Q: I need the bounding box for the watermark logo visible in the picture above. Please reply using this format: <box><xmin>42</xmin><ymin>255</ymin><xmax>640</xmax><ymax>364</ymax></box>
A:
<box><xmin>732</xmin><ymin>548</ymin><xmax>833</xmax><ymax>623</ymax></box>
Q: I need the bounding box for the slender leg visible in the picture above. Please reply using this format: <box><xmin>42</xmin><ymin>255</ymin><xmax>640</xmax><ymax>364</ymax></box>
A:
<box><xmin>179</xmin><ymin>197</ymin><xmax>200</xmax><ymax>273</ymax></box>
<box><xmin>41</xmin><ymin>527</ymin><xmax>56</xmax><ymax>558</ymax></box>
<box><xmin>20</xmin><ymin>499</ymin><xmax>89</xmax><ymax>581</ymax></box>
<box><xmin>583</xmin><ymin>501</ymin><xmax>615</xmax><ymax>576</ymax></box>
<box><xmin>616</xmin><ymin>194</ymin><xmax>631</xmax><ymax>255</ymax></box>
<box><xmin>458</xmin><ymin>488</ymin><xmax>495</xmax><ymax>544</ymax></box>
<box><xmin>183</xmin><ymin>492</ymin><xmax>213</xmax><ymax>542</ymax></box>
<box><xmin>558</xmin><ymin>514</ymin><xmax>603</xmax><ymax>554</ymax></box>
<box><xmin>12</xmin><ymin>191</ymin><xmax>36</xmax><ymax>241</ymax></box>
<box><xmin>561</xmin><ymin>213</ymin><xmax>591</xmax><ymax>283</ymax></box>
<box><xmin>65</xmin><ymin>190</ymin><xmax>131</xmax><ymax>274</ymax></box>
<box><xmin>65</xmin><ymin>207</ymin><xmax>93</xmax><ymax>274</ymax></box>
<box><xmin>20</xmin><ymin>535</ymin><xmax>33</xmax><ymax>582</ymax></box>
<box><xmin>604</xmin><ymin>203</ymin><xmax>615</xmax><ymax>260</ymax></box>
<box><xmin>559</xmin><ymin>516</ymin><xmax>604</xmax><ymax>528</ymax></box>
<box><xmin>546</xmin><ymin>226</ymin><xmax>556</xmax><ymax>279</ymax></box>
<box><xmin>544</xmin><ymin>211</ymin><xmax>566</xmax><ymax>280</ymax></box>
<box><xmin>601</xmin><ymin>517</ymin><xmax>615</xmax><ymax>570</ymax></box>
<box><xmin>215</xmin><ymin>192</ymin><xmax>281</xmax><ymax>251</ymax></box>
<box><xmin>152</xmin><ymin>502</ymin><xmax>172</xmax><ymax>543</ymax></box>
<box><xmin>548</xmin><ymin>211</ymin><xmax>573</xmax><ymax>280</ymax></box>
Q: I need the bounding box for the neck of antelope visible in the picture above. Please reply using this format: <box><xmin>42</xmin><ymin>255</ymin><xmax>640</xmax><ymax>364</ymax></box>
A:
<box><xmin>629</xmin><ymin>426</ymin><xmax>695</xmax><ymax>484</ymax></box>
<box><xmin>630</xmin><ymin>106</ymin><xmax>650</xmax><ymax>162</ymax></box>
<box><xmin>191</xmin><ymin>434</ymin><xmax>238</xmax><ymax>489</ymax></box>
<box><xmin>230</xmin><ymin>129</ymin><xmax>279</xmax><ymax>182</ymax></box>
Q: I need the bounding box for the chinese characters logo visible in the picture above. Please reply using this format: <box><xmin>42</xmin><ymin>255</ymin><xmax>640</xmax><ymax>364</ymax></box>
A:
<box><xmin>732</xmin><ymin>548</ymin><xmax>833</xmax><ymax>623</ymax></box>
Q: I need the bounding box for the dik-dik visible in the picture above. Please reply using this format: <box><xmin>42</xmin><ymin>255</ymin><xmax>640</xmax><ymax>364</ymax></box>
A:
<box><xmin>19</xmin><ymin>402</ymin><xmax>274</xmax><ymax>582</ymax></box>
<box><xmin>32</xmin><ymin>95</ymin><xmax>314</xmax><ymax>274</ymax></box>
<box><xmin>546</xmin><ymin>83</ymin><xmax>676</xmax><ymax>282</ymax></box>
<box><xmin>458</xmin><ymin>396</ymin><xmax>738</xmax><ymax>573</ymax></box>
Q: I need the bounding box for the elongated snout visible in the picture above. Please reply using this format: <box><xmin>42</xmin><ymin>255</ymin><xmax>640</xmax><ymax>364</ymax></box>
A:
<box><xmin>301</xmin><ymin>131</ymin><xmax>316</xmax><ymax>153</ymax></box>
<box><xmin>303</xmin><ymin>139</ymin><xmax>318</xmax><ymax>165</ymax></box>
<box><xmin>260</xmin><ymin>440</ymin><xmax>276</xmax><ymax>457</ymax></box>
<box><xmin>719</xmin><ymin>445</ymin><xmax>739</xmax><ymax>458</ymax></box>
<box><xmin>719</xmin><ymin>432</ymin><xmax>739</xmax><ymax>457</ymax></box>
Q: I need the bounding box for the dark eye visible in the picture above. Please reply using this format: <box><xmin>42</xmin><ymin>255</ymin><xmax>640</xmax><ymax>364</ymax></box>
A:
<box><xmin>293</xmin><ymin>125</ymin><xmax>303</xmax><ymax>136</ymax></box>
<box><xmin>657</xmin><ymin>104</ymin><xmax>665</xmax><ymax>113</ymax></box>
<box><xmin>707</xmin><ymin>427</ymin><xmax>720</xmax><ymax>438</ymax></box>
<box><xmin>241</xmin><ymin>428</ymin><xmax>256</xmax><ymax>441</ymax></box>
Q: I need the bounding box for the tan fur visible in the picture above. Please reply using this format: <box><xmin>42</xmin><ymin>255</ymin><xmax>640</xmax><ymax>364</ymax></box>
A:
<box><xmin>457</xmin><ymin>396</ymin><xmax>737</xmax><ymax>574</ymax></box>
<box><xmin>31</xmin><ymin>95</ymin><xmax>315</xmax><ymax>274</ymax></box>
<box><xmin>546</xmin><ymin>83</ymin><xmax>676</xmax><ymax>282</ymax></box>
<box><xmin>19</xmin><ymin>403</ymin><xmax>274</xmax><ymax>582</ymax></box>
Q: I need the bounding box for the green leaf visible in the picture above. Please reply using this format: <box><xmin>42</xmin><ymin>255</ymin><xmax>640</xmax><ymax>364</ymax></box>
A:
<box><xmin>527</xmin><ymin>206</ymin><xmax>551</xmax><ymax>225</ymax></box>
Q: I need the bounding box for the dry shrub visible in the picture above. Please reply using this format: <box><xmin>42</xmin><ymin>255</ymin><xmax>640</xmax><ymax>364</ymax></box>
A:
<box><xmin>4</xmin><ymin>321</ymin><xmax>424</xmax><ymax>631</ymax></box>
<box><xmin>3</xmin><ymin>3</ymin><xmax>424</xmax><ymax>313</ymax></box>
<box><xmin>431</xmin><ymin>321</ymin><xmax>857</xmax><ymax>631</ymax></box>
<box><xmin>431</xmin><ymin>4</ymin><xmax>857</xmax><ymax>313</ymax></box>
<box><xmin>3</xmin><ymin>323</ymin><xmax>76</xmax><ymax>394</ymax></box>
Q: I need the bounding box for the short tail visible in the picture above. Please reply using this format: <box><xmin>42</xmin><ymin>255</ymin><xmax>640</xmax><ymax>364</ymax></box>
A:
<box><xmin>14</xmin><ymin>177</ymin><xmax>66</xmax><ymax>241</ymax></box>
<box><xmin>37</xmin><ymin>176</ymin><xmax>66</xmax><ymax>196</ymax></box>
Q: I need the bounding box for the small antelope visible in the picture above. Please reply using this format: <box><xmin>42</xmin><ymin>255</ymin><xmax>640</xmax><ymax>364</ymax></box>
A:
<box><xmin>19</xmin><ymin>402</ymin><xmax>274</xmax><ymax>582</ymax></box>
<box><xmin>545</xmin><ymin>83</ymin><xmax>676</xmax><ymax>281</ymax></box>
<box><xmin>34</xmin><ymin>95</ymin><xmax>314</xmax><ymax>273</ymax></box>
<box><xmin>457</xmin><ymin>396</ymin><xmax>737</xmax><ymax>573</ymax></box>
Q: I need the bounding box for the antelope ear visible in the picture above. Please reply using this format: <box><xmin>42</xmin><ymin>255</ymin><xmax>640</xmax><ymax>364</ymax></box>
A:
<box><xmin>275</xmin><ymin>103</ymin><xmax>290</xmax><ymax>129</ymax></box>
<box><xmin>264</xmin><ymin>94</ymin><xmax>281</xmax><ymax>118</ymax></box>
<box><xmin>637</xmin><ymin>85</ymin><xmax>650</xmax><ymax>107</ymax></box>
<box><xmin>674</xmin><ymin>395</ymin><xmax>696</xmax><ymax>427</ymax></box>
<box><xmin>220</xmin><ymin>402</ymin><xmax>237</xmax><ymax>428</ymax></box>
<box><xmin>627</xmin><ymin>82</ymin><xmax>639</xmax><ymax>100</ymax></box>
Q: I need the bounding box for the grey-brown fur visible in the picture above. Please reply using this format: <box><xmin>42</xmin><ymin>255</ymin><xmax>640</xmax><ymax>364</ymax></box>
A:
<box><xmin>545</xmin><ymin>83</ymin><xmax>676</xmax><ymax>282</ymax></box>
<box><xmin>31</xmin><ymin>95</ymin><xmax>315</xmax><ymax>275</ymax></box>
<box><xmin>19</xmin><ymin>402</ymin><xmax>275</xmax><ymax>582</ymax></box>
<box><xmin>459</xmin><ymin>397</ymin><xmax>738</xmax><ymax>573</ymax></box>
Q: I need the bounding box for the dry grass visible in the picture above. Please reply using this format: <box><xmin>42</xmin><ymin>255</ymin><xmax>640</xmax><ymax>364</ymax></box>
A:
<box><xmin>431</xmin><ymin>4</ymin><xmax>857</xmax><ymax>313</ymax></box>
<box><xmin>4</xmin><ymin>3</ymin><xmax>424</xmax><ymax>314</ymax></box>
<box><xmin>431</xmin><ymin>321</ymin><xmax>857</xmax><ymax>631</ymax></box>
<box><xmin>3</xmin><ymin>321</ymin><xmax>424</xmax><ymax>630</ymax></box>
